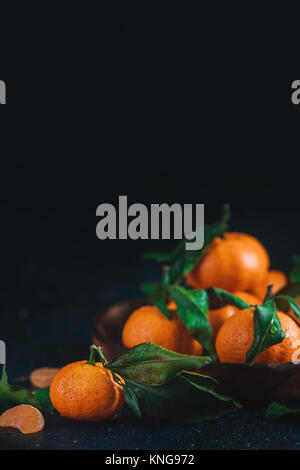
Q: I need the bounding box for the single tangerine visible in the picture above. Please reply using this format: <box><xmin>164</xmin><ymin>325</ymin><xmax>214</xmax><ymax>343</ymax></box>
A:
<box><xmin>216</xmin><ymin>308</ymin><xmax>300</xmax><ymax>364</ymax></box>
<box><xmin>50</xmin><ymin>361</ymin><xmax>124</xmax><ymax>421</ymax></box>
<box><xmin>209</xmin><ymin>291</ymin><xmax>261</xmax><ymax>335</ymax></box>
<box><xmin>122</xmin><ymin>305</ymin><xmax>181</xmax><ymax>351</ymax></box>
<box><xmin>186</xmin><ymin>232</ymin><xmax>270</xmax><ymax>294</ymax></box>
<box><xmin>0</xmin><ymin>404</ymin><xmax>44</xmax><ymax>434</ymax></box>
<box><xmin>122</xmin><ymin>304</ymin><xmax>203</xmax><ymax>356</ymax></box>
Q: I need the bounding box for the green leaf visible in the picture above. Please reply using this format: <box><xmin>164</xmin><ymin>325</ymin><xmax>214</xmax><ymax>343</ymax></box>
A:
<box><xmin>290</xmin><ymin>255</ymin><xmax>300</xmax><ymax>283</ymax></box>
<box><xmin>206</xmin><ymin>287</ymin><xmax>252</xmax><ymax>310</ymax></box>
<box><xmin>0</xmin><ymin>365</ymin><xmax>41</xmax><ymax>410</ymax></box>
<box><xmin>246</xmin><ymin>300</ymin><xmax>285</xmax><ymax>365</ymax></box>
<box><xmin>142</xmin><ymin>239</ymin><xmax>186</xmax><ymax>265</ymax></box>
<box><xmin>168</xmin><ymin>286</ymin><xmax>214</xmax><ymax>357</ymax></box>
<box><xmin>182</xmin><ymin>207</ymin><xmax>230</xmax><ymax>276</ymax></box>
<box><xmin>140</xmin><ymin>281</ymin><xmax>170</xmax><ymax>318</ymax></box>
<box><xmin>180</xmin><ymin>370</ymin><xmax>217</xmax><ymax>390</ymax></box>
<box><xmin>143</xmin><ymin>252</ymin><xmax>173</xmax><ymax>262</ymax></box>
<box><xmin>122</xmin><ymin>384</ymin><xmax>142</xmax><ymax>418</ymax></box>
<box><xmin>168</xmin><ymin>254</ymin><xmax>186</xmax><ymax>286</ymax></box>
<box><xmin>266</xmin><ymin>402</ymin><xmax>300</xmax><ymax>419</ymax></box>
<box><xmin>168</xmin><ymin>205</ymin><xmax>230</xmax><ymax>284</ymax></box>
<box><xmin>125</xmin><ymin>371</ymin><xmax>241</xmax><ymax>422</ymax></box>
<box><xmin>180</xmin><ymin>371</ymin><xmax>240</xmax><ymax>407</ymax></box>
<box><xmin>143</xmin><ymin>205</ymin><xmax>230</xmax><ymax>285</ymax></box>
<box><xmin>106</xmin><ymin>342</ymin><xmax>211</xmax><ymax>385</ymax></box>
<box><xmin>33</xmin><ymin>386</ymin><xmax>54</xmax><ymax>412</ymax></box>
<box><xmin>274</xmin><ymin>295</ymin><xmax>300</xmax><ymax>327</ymax></box>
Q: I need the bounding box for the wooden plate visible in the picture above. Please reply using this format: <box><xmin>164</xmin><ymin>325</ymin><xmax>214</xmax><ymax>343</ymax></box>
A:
<box><xmin>91</xmin><ymin>299</ymin><xmax>300</xmax><ymax>405</ymax></box>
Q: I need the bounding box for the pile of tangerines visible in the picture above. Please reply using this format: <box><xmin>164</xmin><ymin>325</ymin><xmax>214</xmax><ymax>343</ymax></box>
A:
<box><xmin>1</xmin><ymin>227</ymin><xmax>300</xmax><ymax>434</ymax></box>
<box><xmin>123</xmin><ymin>231</ymin><xmax>300</xmax><ymax>364</ymax></box>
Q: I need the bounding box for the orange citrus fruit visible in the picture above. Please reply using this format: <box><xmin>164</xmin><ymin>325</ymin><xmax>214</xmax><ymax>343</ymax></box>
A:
<box><xmin>50</xmin><ymin>361</ymin><xmax>124</xmax><ymax>421</ymax></box>
<box><xmin>216</xmin><ymin>308</ymin><xmax>300</xmax><ymax>364</ymax></box>
<box><xmin>188</xmin><ymin>337</ymin><xmax>204</xmax><ymax>355</ymax></box>
<box><xmin>122</xmin><ymin>305</ymin><xmax>181</xmax><ymax>351</ymax></box>
<box><xmin>186</xmin><ymin>232</ymin><xmax>269</xmax><ymax>293</ymax></box>
<box><xmin>167</xmin><ymin>301</ymin><xmax>203</xmax><ymax>355</ymax></box>
<box><xmin>252</xmin><ymin>270</ymin><xmax>288</xmax><ymax>301</ymax></box>
<box><xmin>0</xmin><ymin>405</ymin><xmax>44</xmax><ymax>434</ymax></box>
<box><xmin>122</xmin><ymin>304</ymin><xmax>203</xmax><ymax>355</ymax></box>
<box><xmin>30</xmin><ymin>367</ymin><xmax>60</xmax><ymax>388</ymax></box>
<box><xmin>209</xmin><ymin>291</ymin><xmax>261</xmax><ymax>335</ymax></box>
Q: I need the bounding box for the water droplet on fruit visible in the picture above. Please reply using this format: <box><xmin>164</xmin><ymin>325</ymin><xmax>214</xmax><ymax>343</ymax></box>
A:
<box><xmin>270</xmin><ymin>323</ymin><xmax>278</xmax><ymax>335</ymax></box>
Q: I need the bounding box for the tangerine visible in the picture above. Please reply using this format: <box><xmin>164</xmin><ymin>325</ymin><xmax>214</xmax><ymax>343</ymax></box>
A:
<box><xmin>252</xmin><ymin>270</ymin><xmax>288</xmax><ymax>301</ymax></box>
<box><xmin>216</xmin><ymin>308</ymin><xmax>300</xmax><ymax>364</ymax></box>
<box><xmin>186</xmin><ymin>232</ymin><xmax>269</xmax><ymax>293</ymax></box>
<box><xmin>209</xmin><ymin>291</ymin><xmax>261</xmax><ymax>335</ymax></box>
<box><xmin>50</xmin><ymin>361</ymin><xmax>124</xmax><ymax>421</ymax></box>
<box><xmin>122</xmin><ymin>304</ymin><xmax>203</xmax><ymax>355</ymax></box>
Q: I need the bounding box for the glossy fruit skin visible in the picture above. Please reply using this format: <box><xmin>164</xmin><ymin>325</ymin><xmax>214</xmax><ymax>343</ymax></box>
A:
<box><xmin>186</xmin><ymin>232</ymin><xmax>270</xmax><ymax>293</ymax></box>
<box><xmin>122</xmin><ymin>305</ymin><xmax>203</xmax><ymax>356</ymax></box>
<box><xmin>216</xmin><ymin>308</ymin><xmax>300</xmax><ymax>364</ymax></box>
<box><xmin>209</xmin><ymin>291</ymin><xmax>261</xmax><ymax>335</ymax></box>
<box><xmin>252</xmin><ymin>270</ymin><xmax>288</xmax><ymax>301</ymax></box>
<box><xmin>0</xmin><ymin>405</ymin><xmax>44</xmax><ymax>434</ymax></box>
<box><xmin>50</xmin><ymin>361</ymin><xmax>124</xmax><ymax>421</ymax></box>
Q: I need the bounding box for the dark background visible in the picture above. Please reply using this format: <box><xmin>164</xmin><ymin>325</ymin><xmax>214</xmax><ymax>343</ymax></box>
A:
<box><xmin>1</xmin><ymin>5</ymin><xmax>300</xmax><ymax>450</ymax></box>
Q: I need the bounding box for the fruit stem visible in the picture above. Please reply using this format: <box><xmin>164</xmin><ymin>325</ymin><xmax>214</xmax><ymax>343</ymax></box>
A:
<box><xmin>220</xmin><ymin>204</ymin><xmax>230</xmax><ymax>239</ymax></box>
<box><xmin>88</xmin><ymin>344</ymin><xmax>108</xmax><ymax>366</ymax></box>
<box><xmin>87</xmin><ymin>347</ymin><xmax>97</xmax><ymax>366</ymax></box>
<box><xmin>88</xmin><ymin>346</ymin><xmax>123</xmax><ymax>386</ymax></box>
<box><xmin>264</xmin><ymin>285</ymin><xmax>274</xmax><ymax>303</ymax></box>
<box><xmin>221</xmin><ymin>203</ymin><xmax>231</xmax><ymax>226</ymax></box>
<box><xmin>97</xmin><ymin>346</ymin><xmax>109</xmax><ymax>365</ymax></box>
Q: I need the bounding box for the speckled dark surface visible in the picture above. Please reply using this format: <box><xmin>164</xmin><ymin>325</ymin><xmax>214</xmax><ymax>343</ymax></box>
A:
<box><xmin>2</xmin><ymin>280</ymin><xmax>300</xmax><ymax>451</ymax></box>
<box><xmin>2</xmin><ymin>396</ymin><xmax>300</xmax><ymax>450</ymax></box>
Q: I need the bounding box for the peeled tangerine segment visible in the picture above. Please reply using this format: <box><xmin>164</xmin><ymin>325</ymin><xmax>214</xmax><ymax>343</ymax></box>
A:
<box><xmin>30</xmin><ymin>367</ymin><xmax>60</xmax><ymax>388</ymax></box>
<box><xmin>0</xmin><ymin>404</ymin><xmax>44</xmax><ymax>434</ymax></box>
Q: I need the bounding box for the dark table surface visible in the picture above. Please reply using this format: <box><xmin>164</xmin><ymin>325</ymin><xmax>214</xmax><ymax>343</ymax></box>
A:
<box><xmin>2</xmin><ymin>280</ymin><xmax>300</xmax><ymax>451</ymax></box>
<box><xmin>2</xmin><ymin>403</ymin><xmax>300</xmax><ymax>451</ymax></box>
